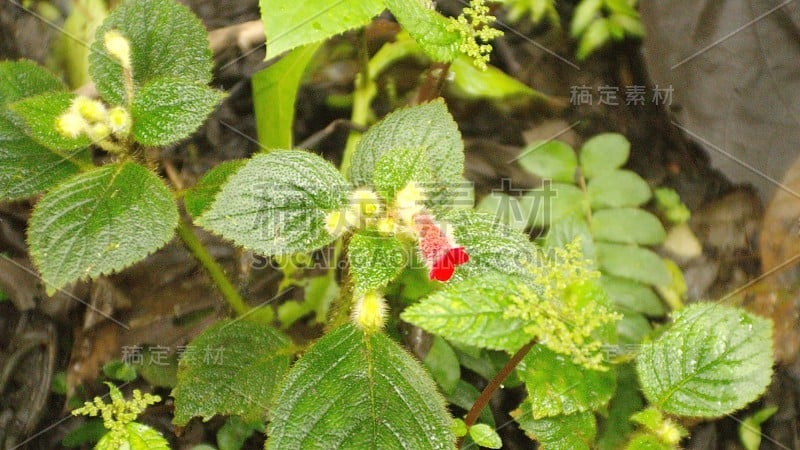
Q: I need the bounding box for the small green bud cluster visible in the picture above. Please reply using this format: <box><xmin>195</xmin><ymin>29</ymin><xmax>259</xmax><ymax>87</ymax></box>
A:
<box><xmin>446</xmin><ymin>0</ymin><xmax>504</xmax><ymax>70</ymax></box>
<box><xmin>56</xmin><ymin>96</ymin><xmax>131</xmax><ymax>151</ymax></box>
<box><xmin>72</xmin><ymin>383</ymin><xmax>161</xmax><ymax>447</ymax></box>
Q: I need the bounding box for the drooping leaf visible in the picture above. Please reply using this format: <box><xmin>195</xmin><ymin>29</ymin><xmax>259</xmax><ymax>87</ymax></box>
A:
<box><xmin>131</xmin><ymin>78</ymin><xmax>224</xmax><ymax>146</ymax></box>
<box><xmin>383</xmin><ymin>0</ymin><xmax>461</xmax><ymax>62</ymax></box>
<box><xmin>267</xmin><ymin>324</ymin><xmax>453</xmax><ymax>449</ymax></box>
<box><xmin>260</xmin><ymin>0</ymin><xmax>385</xmax><ymax>60</ymax></box>
<box><xmin>423</xmin><ymin>336</ymin><xmax>461</xmax><ymax>395</ymax></box>
<box><xmin>588</xmin><ymin>170</ymin><xmax>652</xmax><ymax>209</ymax></box>
<box><xmin>449</xmin><ymin>54</ymin><xmax>541</xmax><ymax>100</ymax></box>
<box><xmin>348</xmin><ymin>231</ymin><xmax>407</xmax><ymax>292</ymax></box>
<box><xmin>198</xmin><ymin>150</ymin><xmax>348</xmax><ymax>256</ymax></box>
<box><xmin>28</xmin><ymin>162</ymin><xmax>178</xmax><ymax>294</ymax></box>
<box><xmin>596</xmin><ymin>243</ymin><xmax>670</xmax><ymax>287</ymax></box>
<box><xmin>252</xmin><ymin>43</ymin><xmax>321</xmax><ymax>149</ymax></box>
<box><xmin>513</xmin><ymin>406</ymin><xmax>596</xmax><ymax>450</ymax></box>
<box><xmin>0</xmin><ymin>60</ymin><xmax>65</xmax><ymax>105</ymax></box>
<box><xmin>9</xmin><ymin>92</ymin><xmax>91</xmax><ymax>150</ymax></box>
<box><xmin>591</xmin><ymin>208</ymin><xmax>666</xmax><ymax>245</ymax></box>
<box><xmin>519</xmin><ymin>182</ymin><xmax>586</xmax><ymax>228</ymax></box>
<box><xmin>469</xmin><ymin>423</ymin><xmax>502</xmax><ymax>449</ymax></box>
<box><xmin>372</xmin><ymin>146</ymin><xmax>432</xmax><ymax>200</ymax></box>
<box><xmin>184</xmin><ymin>160</ymin><xmax>246</xmax><ymax>218</ymax></box>
<box><xmin>90</xmin><ymin>0</ymin><xmax>213</xmax><ymax>105</ymax></box>
<box><xmin>579</xmin><ymin>133</ymin><xmax>630</xmax><ymax>179</ymax></box>
<box><xmin>172</xmin><ymin>320</ymin><xmax>292</xmax><ymax>425</ymax></box>
<box><xmin>600</xmin><ymin>275</ymin><xmax>665</xmax><ymax>317</ymax></box>
<box><xmin>516</xmin><ymin>345</ymin><xmax>616</xmax><ymax>419</ymax></box>
<box><xmin>636</xmin><ymin>303</ymin><xmax>774</xmax><ymax>417</ymax></box>
<box><xmin>95</xmin><ymin>422</ymin><xmax>169</xmax><ymax>450</ymax></box>
<box><xmin>518</xmin><ymin>140</ymin><xmax>577</xmax><ymax>183</ymax></box>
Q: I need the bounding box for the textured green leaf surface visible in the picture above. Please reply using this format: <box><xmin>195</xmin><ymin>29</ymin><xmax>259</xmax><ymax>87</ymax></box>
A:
<box><xmin>28</xmin><ymin>162</ymin><xmax>178</xmax><ymax>293</ymax></box>
<box><xmin>518</xmin><ymin>140</ymin><xmax>577</xmax><ymax>183</ymax></box>
<box><xmin>596</xmin><ymin>243</ymin><xmax>670</xmax><ymax>287</ymax></box>
<box><xmin>384</xmin><ymin>0</ymin><xmax>461</xmax><ymax>62</ymax></box>
<box><xmin>131</xmin><ymin>78</ymin><xmax>224</xmax><ymax>146</ymax></box>
<box><xmin>517</xmin><ymin>345</ymin><xmax>616</xmax><ymax>418</ymax></box>
<box><xmin>401</xmin><ymin>273</ymin><xmax>532</xmax><ymax>352</ymax></box>
<box><xmin>476</xmin><ymin>193</ymin><xmax>528</xmax><ymax>231</ymax></box>
<box><xmin>519</xmin><ymin>183</ymin><xmax>585</xmax><ymax>228</ymax></box>
<box><xmin>351</xmin><ymin>100</ymin><xmax>464</xmax><ymax>188</ymax></box>
<box><xmin>513</xmin><ymin>406</ymin><xmax>596</xmax><ymax>450</ymax></box>
<box><xmin>636</xmin><ymin>303</ymin><xmax>773</xmax><ymax>417</ymax></box>
<box><xmin>198</xmin><ymin>150</ymin><xmax>347</xmax><ymax>256</ymax></box>
<box><xmin>591</xmin><ymin>208</ymin><xmax>665</xmax><ymax>245</ymax></box>
<box><xmin>600</xmin><ymin>275</ymin><xmax>665</xmax><ymax>317</ymax></box>
<box><xmin>184</xmin><ymin>160</ymin><xmax>246</xmax><ymax>218</ymax></box>
<box><xmin>90</xmin><ymin>0</ymin><xmax>213</xmax><ymax>105</ymax></box>
<box><xmin>253</xmin><ymin>43</ymin><xmax>321</xmax><ymax>149</ymax></box>
<box><xmin>372</xmin><ymin>146</ymin><xmax>432</xmax><ymax>200</ymax></box>
<box><xmin>9</xmin><ymin>92</ymin><xmax>90</xmax><ymax>150</ymax></box>
<box><xmin>267</xmin><ymin>324</ymin><xmax>453</xmax><ymax>449</ymax></box>
<box><xmin>588</xmin><ymin>170</ymin><xmax>651</xmax><ymax>209</ymax></box>
<box><xmin>469</xmin><ymin>423</ymin><xmax>502</xmax><ymax>449</ymax></box>
<box><xmin>348</xmin><ymin>231</ymin><xmax>407</xmax><ymax>292</ymax></box>
<box><xmin>260</xmin><ymin>0</ymin><xmax>385</xmax><ymax>60</ymax></box>
<box><xmin>96</xmin><ymin>422</ymin><xmax>169</xmax><ymax>450</ymax></box>
<box><xmin>579</xmin><ymin>133</ymin><xmax>630</xmax><ymax>179</ymax></box>
<box><xmin>0</xmin><ymin>60</ymin><xmax>65</xmax><ymax>104</ymax></box>
<box><xmin>172</xmin><ymin>320</ymin><xmax>291</xmax><ymax>424</ymax></box>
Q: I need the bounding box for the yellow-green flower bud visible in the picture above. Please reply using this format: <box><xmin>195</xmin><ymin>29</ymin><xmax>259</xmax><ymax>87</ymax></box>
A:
<box><xmin>349</xmin><ymin>188</ymin><xmax>381</xmax><ymax>218</ymax></box>
<box><xmin>55</xmin><ymin>111</ymin><xmax>88</xmax><ymax>139</ymax></box>
<box><xmin>352</xmin><ymin>291</ymin><xmax>387</xmax><ymax>333</ymax></box>
<box><xmin>73</xmin><ymin>96</ymin><xmax>107</xmax><ymax>123</ymax></box>
<box><xmin>107</xmin><ymin>106</ymin><xmax>131</xmax><ymax>136</ymax></box>
<box><xmin>87</xmin><ymin>122</ymin><xmax>111</xmax><ymax>142</ymax></box>
<box><xmin>395</xmin><ymin>182</ymin><xmax>427</xmax><ymax>224</ymax></box>
<box><xmin>104</xmin><ymin>30</ymin><xmax>132</xmax><ymax>69</ymax></box>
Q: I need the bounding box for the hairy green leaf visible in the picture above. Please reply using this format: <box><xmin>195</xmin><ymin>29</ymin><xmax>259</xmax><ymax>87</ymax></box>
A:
<box><xmin>267</xmin><ymin>324</ymin><xmax>453</xmax><ymax>449</ymax></box>
<box><xmin>0</xmin><ymin>60</ymin><xmax>65</xmax><ymax>105</ymax></box>
<box><xmin>198</xmin><ymin>150</ymin><xmax>348</xmax><ymax>256</ymax></box>
<box><xmin>384</xmin><ymin>0</ymin><xmax>461</xmax><ymax>62</ymax></box>
<box><xmin>637</xmin><ymin>303</ymin><xmax>773</xmax><ymax>417</ymax></box>
<box><xmin>591</xmin><ymin>208</ymin><xmax>666</xmax><ymax>245</ymax></box>
<box><xmin>600</xmin><ymin>275</ymin><xmax>665</xmax><ymax>317</ymax></box>
<box><xmin>9</xmin><ymin>92</ymin><xmax>91</xmax><ymax>150</ymax></box>
<box><xmin>513</xmin><ymin>406</ymin><xmax>596</xmax><ymax>450</ymax></box>
<box><xmin>348</xmin><ymin>231</ymin><xmax>407</xmax><ymax>292</ymax></box>
<box><xmin>96</xmin><ymin>423</ymin><xmax>169</xmax><ymax>450</ymax></box>
<box><xmin>588</xmin><ymin>170</ymin><xmax>651</xmax><ymax>209</ymax></box>
<box><xmin>172</xmin><ymin>320</ymin><xmax>292</xmax><ymax>425</ymax></box>
<box><xmin>28</xmin><ymin>162</ymin><xmax>178</xmax><ymax>294</ymax></box>
<box><xmin>372</xmin><ymin>146</ymin><xmax>432</xmax><ymax>200</ymax></box>
<box><xmin>90</xmin><ymin>0</ymin><xmax>213</xmax><ymax>105</ymax></box>
<box><xmin>596</xmin><ymin>243</ymin><xmax>670</xmax><ymax>287</ymax></box>
<box><xmin>518</xmin><ymin>140</ymin><xmax>577</xmax><ymax>183</ymax></box>
<box><xmin>579</xmin><ymin>133</ymin><xmax>630</xmax><ymax>179</ymax></box>
<box><xmin>184</xmin><ymin>160</ymin><xmax>246</xmax><ymax>218</ymax></box>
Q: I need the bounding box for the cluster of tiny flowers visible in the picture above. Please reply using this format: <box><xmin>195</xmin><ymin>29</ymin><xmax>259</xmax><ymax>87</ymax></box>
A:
<box><xmin>72</xmin><ymin>383</ymin><xmax>161</xmax><ymax>446</ymax></box>
<box><xmin>446</xmin><ymin>0</ymin><xmax>504</xmax><ymax>70</ymax></box>
<box><xmin>55</xmin><ymin>96</ymin><xmax>131</xmax><ymax>147</ymax></box>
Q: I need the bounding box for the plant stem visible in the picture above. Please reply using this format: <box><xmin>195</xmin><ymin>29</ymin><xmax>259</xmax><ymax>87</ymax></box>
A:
<box><xmin>176</xmin><ymin>218</ymin><xmax>250</xmax><ymax>316</ymax></box>
<box><xmin>414</xmin><ymin>62</ymin><xmax>451</xmax><ymax>105</ymax></box>
<box><xmin>456</xmin><ymin>339</ymin><xmax>537</xmax><ymax>448</ymax></box>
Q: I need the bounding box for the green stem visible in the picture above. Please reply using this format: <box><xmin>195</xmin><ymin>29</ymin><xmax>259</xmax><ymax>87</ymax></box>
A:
<box><xmin>176</xmin><ymin>219</ymin><xmax>250</xmax><ymax>316</ymax></box>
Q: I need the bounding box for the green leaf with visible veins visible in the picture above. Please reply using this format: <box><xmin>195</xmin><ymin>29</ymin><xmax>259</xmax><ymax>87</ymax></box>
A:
<box><xmin>0</xmin><ymin>60</ymin><xmax>65</xmax><ymax>105</ymax></box>
<box><xmin>90</xmin><ymin>0</ymin><xmax>213</xmax><ymax>105</ymax></box>
<box><xmin>198</xmin><ymin>150</ymin><xmax>348</xmax><ymax>256</ymax></box>
<box><xmin>184</xmin><ymin>160</ymin><xmax>246</xmax><ymax>219</ymax></box>
<box><xmin>372</xmin><ymin>146</ymin><xmax>432</xmax><ymax>200</ymax></box>
<box><xmin>267</xmin><ymin>324</ymin><xmax>453</xmax><ymax>449</ymax></box>
<box><xmin>348</xmin><ymin>231</ymin><xmax>408</xmax><ymax>292</ymax></box>
<box><xmin>383</xmin><ymin>0</ymin><xmax>461</xmax><ymax>62</ymax></box>
<box><xmin>636</xmin><ymin>303</ymin><xmax>773</xmax><ymax>418</ymax></box>
<box><xmin>28</xmin><ymin>162</ymin><xmax>178</xmax><ymax>294</ymax></box>
<box><xmin>512</xmin><ymin>405</ymin><xmax>596</xmax><ymax>450</ymax></box>
<box><xmin>172</xmin><ymin>320</ymin><xmax>292</xmax><ymax>425</ymax></box>
<box><xmin>96</xmin><ymin>423</ymin><xmax>169</xmax><ymax>450</ymax></box>
<box><xmin>260</xmin><ymin>0</ymin><xmax>385</xmax><ymax>60</ymax></box>
<box><xmin>9</xmin><ymin>92</ymin><xmax>91</xmax><ymax>150</ymax></box>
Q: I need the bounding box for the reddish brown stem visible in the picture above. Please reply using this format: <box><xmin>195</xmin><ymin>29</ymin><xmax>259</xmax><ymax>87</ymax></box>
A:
<box><xmin>414</xmin><ymin>62</ymin><xmax>451</xmax><ymax>105</ymax></box>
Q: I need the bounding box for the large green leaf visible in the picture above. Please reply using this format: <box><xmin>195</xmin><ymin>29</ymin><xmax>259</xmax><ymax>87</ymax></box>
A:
<box><xmin>267</xmin><ymin>324</ymin><xmax>453</xmax><ymax>449</ymax></box>
<box><xmin>579</xmin><ymin>133</ymin><xmax>630</xmax><ymax>179</ymax></box>
<box><xmin>184</xmin><ymin>160</ymin><xmax>246</xmax><ymax>219</ymax></box>
<box><xmin>587</xmin><ymin>170</ymin><xmax>651</xmax><ymax>209</ymax></box>
<box><xmin>0</xmin><ymin>60</ymin><xmax>65</xmax><ymax>105</ymax></box>
<box><xmin>372</xmin><ymin>146</ymin><xmax>432</xmax><ymax>200</ymax></box>
<box><xmin>172</xmin><ymin>320</ymin><xmax>292</xmax><ymax>424</ymax></box>
<box><xmin>260</xmin><ymin>0</ymin><xmax>385</xmax><ymax>60</ymax></box>
<box><xmin>131</xmin><ymin>78</ymin><xmax>224</xmax><ymax>146</ymax></box>
<box><xmin>636</xmin><ymin>303</ymin><xmax>773</xmax><ymax>417</ymax></box>
<box><xmin>90</xmin><ymin>0</ymin><xmax>213</xmax><ymax>105</ymax></box>
<box><xmin>596</xmin><ymin>243</ymin><xmax>670</xmax><ymax>287</ymax></box>
<box><xmin>28</xmin><ymin>162</ymin><xmax>178</xmax><ymax>294</ymax></box>
<box><xmin>383</xmin><ymin>0</ymin><xmax>461</xmax><ymax>62</ymax></box>
<box><xmin>516</xmin><ymin>345</ymin><xmax>616</xmax><ymax>419</ymax></box>
<box><xmin>513</xmin><ymin>406</ymin><xmax>596</xmax><ymax>450</ymax></box>
<box><xmin>518</xmin><ymin>140</ymin><xmax>577</xmax><ymax>183</ymax></box>
<box><xmin>252</xmin><ymin>43</ymin><xmax>321</xmax><ymax>149</ymax></box>
<box><xmin>197</xmin><ymin>150</ymin><xmax>348</xmax><ymax>256</ymax></box>
<box><xmin>348</xmin><ymin>231</ymin><xmax>407</xmax><ymax>292</ymax></box>
<box><xmin>591</xmin><ymin>208</ymin><xmax>666</xmax><ymax>245</ymax></box>
<box><xmin>9</xmin><ymin>92</ymin><xmax>91</xmax><ymax>150</ymax></box>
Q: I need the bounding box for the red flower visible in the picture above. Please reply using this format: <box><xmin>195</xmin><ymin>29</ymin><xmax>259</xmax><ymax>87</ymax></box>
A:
<box><xmin>413</xmin><ymin>214</ymin><xmax>470</xmax><ymax>282</ymax></box>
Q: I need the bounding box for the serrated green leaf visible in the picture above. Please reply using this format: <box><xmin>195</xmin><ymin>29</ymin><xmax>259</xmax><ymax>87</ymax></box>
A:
<box><xmin>596</xmin><ymin>243</ymin><xmax>670</xmax><ymax>287</ymax></box>
<box><xmin>253</xmin><ymin>43</ymin><xmax>321</xmax><ymax>149</ymax></box>
<box><xmin>9</xmin><ymin>92</ymin><xmax>91</xmax><ymax>150</ymax></box>
<box><xmin>579</xmin><ymin>133</ymin><xmax>630</xmax><ymax>178</ymax></box>
<box><xmin>96</xmin><ymin>422</ymin><xmax>169</xmax><ymax>450</ymax></box>
<box><xmin>267</xmin><ymin>324</ymin><xmax>453</xmax><ymax>449</ymax></box>
<box><xmin>588</xmin><ymin>170</ymin><xmax>651</xmax><ymax>209</ymax></box>
<box><xmin>600</xmin><ymin>275</ymin><xmax>665</xmax><ymax>317</ymax></box>
<box><xmin>172</xmin><ymin>320</ymin><xmax>292</xmax><ymax>425</ymax></box>
<box><xmin>90</xmin><ymin>0</ymin><xmax>213</xmax><ymax>105</ymax></box>
<box><xmin>28</xmin><ymin>162</ymin><xmax>178</xmax><ymax>294</ymax></box>
<box><xmin>469</xmin><ymin>423</ymin><xmax>502</xmax><ymax>449</ymax></box>
<box><xmin>351</xmin><ymin>100</ymin><xmax>464</xmax><ymax>189</ymax></box>
<box><xmin>519</xmin><ymin>182</ymin><xmax>586</xmax><ymax>228</ymax></box>
<box><xmin>184</xmin><ymin>160</ymin><xmax>246</xmax><ymax>218</ymax></box>
<box><xmin>423</xmin><ymin>336</ymin><xmax>460</xmax><ymax>395</ymax></box>
<box><xmin>516</xmin><ymin>345</ymin><xmax>616</xmax><ymax>418</ymax></box>
<box><xmin>592</xmin><ymin>208</ymin><xmax>665</xmax><ymax>245</ymax></box>
<box><xmin>348</xmin><ymin>231</ymin><xmax>407</xmax><ymax>292</ymax></box>
<box><xmin>513</xmin><ymin>406</ymin><xmax>596</xmax><ymax>450</ymax></box>
<box><xmin>636</xmin><ymin>303</ymin><xmax>774</xmax><ymax>418</ymax></box>
<box><xmin>449</xmin><ymin>54</ymin><xmax>539</xmax><ymax>100</ymax></box>
<box><xmin>518</xmin><ymin>140</ymin><xmax>577</xmax><ymax>183</ymax></box>
<box><xmin>260</xmin><ymin>0</ymin><xmax>385</xmax><ymax>60</ymax></box>
<box><xmin>384</xmin><ymin>0</ymin><xmax>461</xmax><ymax>62</ymax></box>
<box><xmin>197</xmin><ymin>150</ymin><xmax>348</xmax><ymax>256</ymax></box>
<box><xmin>570</xmin><ymin>0</ymin><xmax>602</xmax><ymax>37</ymax></box>
<box><xmin>131</xmin><ymin>78</ymin><xmax>224</xmax><ymax>146</ymax></box>
<box><xmin>577</xmin><ymin>18</ymin><xmax>611</xmax><ymax>60</ymax></box>
<box><xmin>372</xmin><ymin>146</ymin><xmax>432</xmax><ymax>200</ymax></box>
<box><xmin>0</xmin><ymin>60</ymin><xmax>65</xmax><ymax>105</ymax></box>
<box><xmin>402</xmin><ymin>273</ymin><xmax>532</xmax><ymax>352</ymax></box>
<box><xmin>597</xmin><ymin>365</ymin><xmax>645</xmax><ymax>450</ymax></box>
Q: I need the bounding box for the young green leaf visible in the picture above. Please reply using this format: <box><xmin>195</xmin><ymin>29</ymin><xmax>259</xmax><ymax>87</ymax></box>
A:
<box><xmin>197</xmin><ymin>150</ymin><xmax>348</xmax><ymax>256</ymax></box>
<box><xmin>172</xmin><ymin>320</ymin><xmax>292</xmax><ymax>425</ymax></box>
<box><xmin>576</xmin><ymin>18</ymin><xmax>611</xmax><ymax>60</ymax></box>
<box><xmin>600</xmin><ymin>275</ymin><xmax>665</xmax><ymax>317</ymax></box>
<box><xmin>516</xmin><ymin>345</ymin><xmax>616</xmax><ymax>418</ymax></box>
<box><xmin>9</xmin><ymin>92</ymin><xmax>91</xmax><ymax>150</ymax></box>
<box><xmin>90</xmin><ymin>0</ymin><xmax>213</xmax><ymax>105</ymax></box>
<box><xmin>252</xmin><ymin>43</ymin><xmax>321</xmax><ymax>150</ymax></box>
<box><xmin>469</xmin><ymin>423</ymin><xmax>502</xmax><ymax>449</ymax></box>
<box><xmin>423</xmin><ymin>336</ymin><xmax>461</xmax><ymax>395</ymax></box>
<box><xmin>636</xmin><ymin>303</ymin><xmax>774</xmax><ymax>418</ymax></box>
<box><xmin>519</xmin><ymin>183</ymin><xmax>586</xmax><ymax>228</ymax></box>
<box><xmin>591</xmin><ymin>208</ymin><xmax>666</xmax><ymax>245</ymax></box>
<box><xmin>184</xmin><ymin>160</ymin><xmax>246</xmax><ymax>218</ymax></box>
<box><xmin>95</xmin><ymin>423</ymin><xmax>169</xmax><ymax>450</ymax></box>
<box><xmin>570</xmin><ymin>0</ymin><xmax>602</xmax><ymax>37</ymax></box>
<box><xmin>0</xmin><ymin>60</ymin><xmax>65</xmax><ymax>104</ymax></box>
<box><xmin>384</xmin><ymin>0</ymin><xmax>462</xmax><ymax>62</ymax></box>
<box><xmin>739</xmin><ymin>405</ymin><xmax>778</xmax><ymax>450</ymax></box>
<box><xmin>348</xmin><ymin>231</ymin><xmax>407</xmax><ymax>292</ymax></box>
<box><xmin>517</xmin><ymin>140</ymin><xmax>577</xmax><ymax>183</ymax></box>
<box><xmin>372</xmin><ymin>146</ymin><xmax>432</xmax><ymax>200</ymax></box>
<box><xmin>579</xmin><ymin>133</ymin><xmax>630</xmax><ymax>179</ymax></box>
<box><xmin>624</xmin><ymin>434</ymin><xmax>673</xmax><ymax>450</ymax></box>
<box><xmin>131</xmin><ymin>78</ymin><xmax>224</xmax><ymax>146</ymax></box>
<box><xmin>28</xmin><ymin>162</ymin><xmax>178</xmax><ymax>294</ymax></box>
<box><xmin>267</xmin><ymin>324</ymin><xmax>453</xmax><ymax>449</ymax></box>
<box><xmin>260</xmin><ymin>0</ymin><xmax>385</xmax><ymax>60</ymax></box>
<box><xmin>587</xmin><ymin>170</ymin><xmax>652</xmax><ymax>209</ymax></box>
<box><xmin>449</xmin><ymin>54</ymin><xmax>540</xmax><ymax>100</ymax></box>
<box><xmin>596</xmin><ymin>243</ymin><xmax>670</xmax><ymax>287</ymax></box>
<box><xmin>513</xmin><ymin>405</ymin><xmax>596</xmax><ymax>450</ymax></box>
